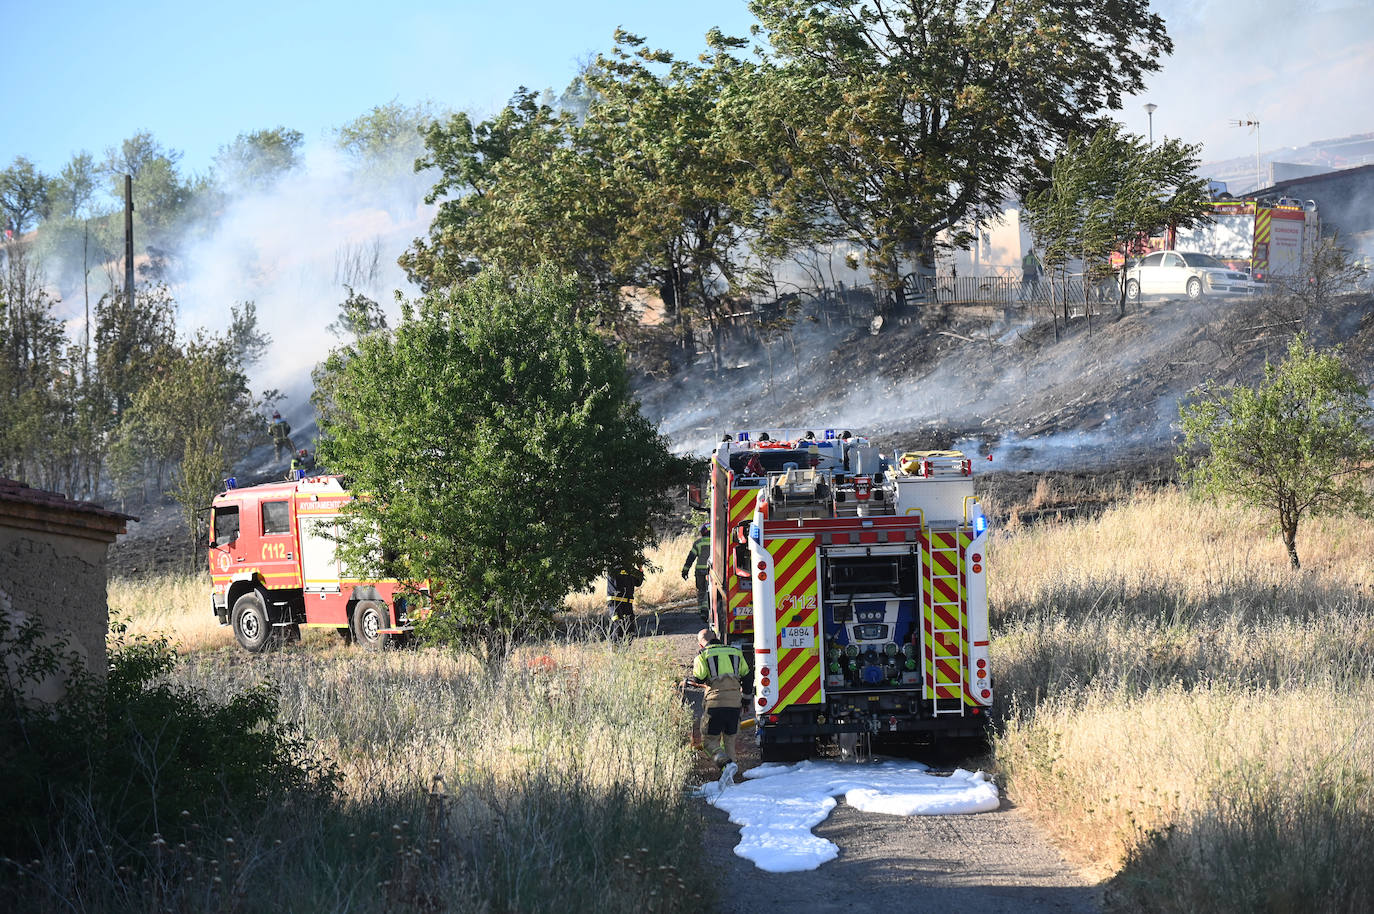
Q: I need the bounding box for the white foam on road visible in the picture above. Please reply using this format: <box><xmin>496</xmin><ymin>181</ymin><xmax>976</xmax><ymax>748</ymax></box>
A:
<box><xmin>696</xmin><ymin>759</ymin><xmax>1000</xmax><ymax>872</ymax></box>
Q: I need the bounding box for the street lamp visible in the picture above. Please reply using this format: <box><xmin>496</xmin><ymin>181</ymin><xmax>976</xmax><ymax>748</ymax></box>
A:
<box><xmin>1144</xmin><ymin>103</ymin><xmax>1157</xmax><ymax>145</ymax></box>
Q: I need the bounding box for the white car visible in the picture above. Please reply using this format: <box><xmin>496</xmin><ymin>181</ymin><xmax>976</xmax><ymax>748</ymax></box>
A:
<box><xmin>1123</xmin><ymin>250</ymin><xmax>1261</xmax><ymax>301</ymax></box>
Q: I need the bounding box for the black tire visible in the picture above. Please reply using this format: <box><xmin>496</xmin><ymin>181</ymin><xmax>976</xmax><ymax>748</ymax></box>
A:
<box><xmin>231</xmin><ymin>591</ymin><xmax>277</xmax><ymax>653</ymax></box>
<box><xmin>352</xmin><ymin>600</ymin><xmax>392</xmax><ymax>651</ymax></box>
<box><xmin>1125</xmin><ymin>279</ymin><xmax>1140</xmax><ymax>302</ymax></box>
<box><xmin>1186</xmin><ymin>277</ymin><xmax>1203</xmax><ymax>299</ymax></box>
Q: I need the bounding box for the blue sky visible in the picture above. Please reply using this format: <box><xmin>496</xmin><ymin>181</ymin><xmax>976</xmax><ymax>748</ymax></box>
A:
<box><xmin>2</xmin><ymin>0</ymin><xmax>758</xmax><ymax>177</ymax></box>
<box><xmin>3</xmin><ymin>0</ymin><xmax>1371</xmax><ymax>180</ymax></box>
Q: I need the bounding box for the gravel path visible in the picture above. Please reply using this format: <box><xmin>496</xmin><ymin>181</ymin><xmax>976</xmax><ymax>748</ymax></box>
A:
<box><xmin>648</xmin><ymin>608</ymin><xmax>1102</xmax><ymax>914</ymax></box>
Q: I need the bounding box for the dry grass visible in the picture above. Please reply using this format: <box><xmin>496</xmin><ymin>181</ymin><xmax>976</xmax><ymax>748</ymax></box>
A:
<box><xmin>108</xmin><ymin>571</ymin><xmax>233</xmax><ymax>652</ymax></box>
<box><xmin>991</xmin><ymin>487</ymin><xmax>1374</xmax><ymax>911</ymax></box>
<box><xmin>562</xmin><ymin>531</ymin><xmax>699</xmax><ymax>616</ymax></box>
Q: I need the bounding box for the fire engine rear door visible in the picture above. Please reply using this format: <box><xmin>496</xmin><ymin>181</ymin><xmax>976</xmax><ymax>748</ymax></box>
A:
<box><xmin>768</xmin><ymin>534</ymin><xmax>823</xmax><ymax>712</ymax></box>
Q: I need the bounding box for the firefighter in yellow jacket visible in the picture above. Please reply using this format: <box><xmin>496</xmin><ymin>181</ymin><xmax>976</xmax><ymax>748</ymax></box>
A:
<box><xmin>692</xmin><ymin>628</ymin><xmax>750</xmax><ymax>768</ymax></box>
<box><xmin>680</xmin><ymin>523</ymin><xmax>711</xmax><ymax>620</ymax></box>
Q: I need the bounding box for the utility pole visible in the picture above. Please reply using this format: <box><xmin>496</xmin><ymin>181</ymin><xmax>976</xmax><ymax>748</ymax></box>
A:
<box><xmin>124</xmin><ymin>174</ymin><xmax>134</xmax><ymax>303</ymax></box>
<box><xmin>1230</xmin><ymin>118</ymin><xmax>1262</xmax><ymax>192</ymax></box>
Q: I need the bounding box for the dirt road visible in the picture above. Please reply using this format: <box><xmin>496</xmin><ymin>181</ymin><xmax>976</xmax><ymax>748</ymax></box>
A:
<box><xmin>647</xmin><ymin>608</ymin><xmax>1102</xmax><ymax>914</ymax></box>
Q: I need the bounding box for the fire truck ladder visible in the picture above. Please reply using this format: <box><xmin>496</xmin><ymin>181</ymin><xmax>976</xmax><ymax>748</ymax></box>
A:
<box><xmin>926</xmin><ymin>531</ymin><xmax>966</xmax><ymax>717</ymax></box>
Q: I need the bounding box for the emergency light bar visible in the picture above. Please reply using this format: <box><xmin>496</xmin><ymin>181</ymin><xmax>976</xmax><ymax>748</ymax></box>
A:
<box><xmin>224</xmin><ymin>477</ymin><xmax>237</xmax><ymax>489</ymax></box>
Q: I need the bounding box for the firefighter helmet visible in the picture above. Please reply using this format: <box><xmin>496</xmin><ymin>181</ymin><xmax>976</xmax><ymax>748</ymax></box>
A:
<box><xmin>698</xmin><ymin>523</ymin><xmax>709</xmax><ymax>536</ymax></box>
<box><xmin>298</xmin><ymin>448</ymin><xmax>308</xmax><ymax>457</ymax></box>
<box><xmin>272</xmin><ymin>411</ymin><xmax>281</xmax><ymax>419</ymax></box>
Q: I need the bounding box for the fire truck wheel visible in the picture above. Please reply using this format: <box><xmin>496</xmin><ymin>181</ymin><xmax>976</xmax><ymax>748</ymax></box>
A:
<box><xmin>352</xmin><ymin>600</ymin><xmax>391</xmax><ymax>651</ymax></box>
<box><xmin>231</xmin><ymin>591</ymin><xmax>278</xmax><ymax>653</ymax></box>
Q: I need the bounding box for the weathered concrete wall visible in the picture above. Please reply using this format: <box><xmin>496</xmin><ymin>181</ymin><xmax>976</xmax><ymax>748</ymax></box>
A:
<box><xmin>0</xmin><ymin>526</ymin><xmax>109</xmax><ymax>696</ymax></box>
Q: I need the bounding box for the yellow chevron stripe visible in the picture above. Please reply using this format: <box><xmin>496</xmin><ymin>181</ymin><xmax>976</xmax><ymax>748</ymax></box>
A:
<box><xmin>776</xmin><ymin>656</ymin><xmax>821</xmax><ymax>709</ymax></box>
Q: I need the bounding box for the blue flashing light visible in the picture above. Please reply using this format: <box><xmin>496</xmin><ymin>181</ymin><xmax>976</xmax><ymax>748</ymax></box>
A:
<box><xmin>224</xmin><ymin>477</ymin><xmax>237</xmax><ymax>490</ymax></box>
<box><xmin>974</xmin><ymin>513</ymin><xmax>988</xmax><ymax>535</ymax></box>
<box><xmin>749</xmin><ymin>522</ymin><xmax>762</xmax><ymax>543</ymax></box>
<box><xmin>295</xmin><ymin>469</ymin><xmax>307</xmax><ymax>480</ymax></box>
<box><xmin>824</xmin><ymin>428</ymin><xmax>836</xmax><ymax>439</ymax></box>
<box><xmin>738</xmin><ymin>431</ymin><xmax>750</xmax><ymax>442</ymax></box>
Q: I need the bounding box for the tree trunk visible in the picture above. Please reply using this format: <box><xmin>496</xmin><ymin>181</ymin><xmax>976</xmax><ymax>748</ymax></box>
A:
<box><xmin>1283</xmin><ymin>524</ymin><xmax>1301</xmax><ymax>570</ymax></box>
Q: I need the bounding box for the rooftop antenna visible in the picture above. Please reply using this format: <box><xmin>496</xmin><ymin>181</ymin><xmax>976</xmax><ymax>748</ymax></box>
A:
<box><xmin>1229</xmin><ymin>118</ymin><xmax>1262</xmax><ymax>193</ymax></box>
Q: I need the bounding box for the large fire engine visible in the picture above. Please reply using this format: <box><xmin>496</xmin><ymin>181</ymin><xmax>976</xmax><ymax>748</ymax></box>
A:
<box><xmin>206</xmin><ymin>475</ymin><xmax>420</xmax><ymax>652</ymax></box>
<box><xmin>1171</xmin><ymin>198</ymin><xmax>1319</xmax><ymax>280</ymax></box>
<box><xmin>707</xmin><ymin>429</ymin><xmax>992</xmax><ymax>760</ymax></box>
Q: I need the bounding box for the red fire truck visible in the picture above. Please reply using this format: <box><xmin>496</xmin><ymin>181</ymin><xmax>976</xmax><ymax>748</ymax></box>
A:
<box><xmin>207</xmin><ymin>475</ymin><xmax>421</xmax><ymax>652</ymax></box>
<box><xmin>708</xmin><ymin>429</ymin><xmax>992</xmax><ymax>760</ymax></box>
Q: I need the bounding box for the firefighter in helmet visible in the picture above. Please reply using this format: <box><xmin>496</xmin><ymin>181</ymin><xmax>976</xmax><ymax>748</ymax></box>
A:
<box><xmin>691</xmin><ymin>628</ymin><xmax>750</xmax><ymax>768</ymax></box>
<box><xmin>290</xmin><ymin>448</ymin><xmax>316</xmax><ymax>477</ymax></box>
<box><xmin>606</xmin><ymin>564</ymin><xmax>644</xmax><ymax>642</ymax></box>
<box><xmin>681</xmin><ymin>522</ymin><xmax>711</xmax><ymax>621</ymax></box>
<box><xmin>270</xmin><ymin>411</ymin><xmax>293</xmax><ymax>462</ymax></box>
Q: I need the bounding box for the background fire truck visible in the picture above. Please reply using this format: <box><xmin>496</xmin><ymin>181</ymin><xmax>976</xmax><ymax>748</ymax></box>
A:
<box><xmin>207</xmin><ymin>475</ymin><xmax>420</xmax><ymax>652</ymax></box>
<box><xmin>707</xmin><ymin>429</ymin><xmax>992</xmax><ymax>760</ymax></box>
<box><xmin>1171</xmin><ymin>198</ymin><xmax>1319</xmax><ymax>280</ymax></box>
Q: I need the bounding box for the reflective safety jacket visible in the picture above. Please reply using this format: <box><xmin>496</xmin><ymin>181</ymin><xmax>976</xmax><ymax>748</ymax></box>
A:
<box><xmin>682</xmin><ymin>535</ymin><xmax>710</xmax><ymax>576</ymax></box>
<box><xmin>606</xmin><ymin>567</ymin><xmax>644</xmax><ymax>604</ymax></box>
<box><xmin>693</xmin><ymin>643</ymin><xmax>750</xmax><ymax>709</ymax></box>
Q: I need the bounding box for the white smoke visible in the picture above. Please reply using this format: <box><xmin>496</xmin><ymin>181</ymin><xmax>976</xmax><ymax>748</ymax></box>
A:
<box><xmin>170</xmin><ymin>142</ymin><xmax>435</xmax><ymax>424</ymax></box>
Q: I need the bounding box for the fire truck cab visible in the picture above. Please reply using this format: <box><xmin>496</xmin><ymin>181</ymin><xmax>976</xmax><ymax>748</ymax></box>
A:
<box><xmin>207</xmin><ymin>475</ymin><xmax>419</xmax><ymax>652</ymax></box>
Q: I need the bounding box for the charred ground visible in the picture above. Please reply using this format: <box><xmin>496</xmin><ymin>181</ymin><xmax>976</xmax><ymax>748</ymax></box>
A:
<box><xmin>111</xmin><ymin>288</ymin><xmax>1374</xmax><ymax>577</ymax></box>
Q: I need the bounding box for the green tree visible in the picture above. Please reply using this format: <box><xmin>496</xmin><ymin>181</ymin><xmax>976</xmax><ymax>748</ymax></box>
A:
<box><xmin>1178</xmin><ymin>334</ymin><xmax>1374</xmax><ymax>569</ymax></box>
<box><xmin>327</xmin><ymin>286</ymin><xmax>389</xmax><ymax>341</ymax></box>
<box><xmin>0</xmin><ymin>156</ymin><xmax>51</xmax><ymax>235</ymax></box>
<box><xmin>101</xmin><ymin>131</ymin><xmax>194</xmax><ymax>236</ymax></box>
<box><xmin>742</xmin><ymin>0</ymin><xmax>1172</xmax><ymax>306</ymax></box>
<box><xmin>335</xmin><ymin>100</ymin><xmax>435</xmax><ymax>175</ymax></box>
<box><xmin>585</xmin><ymin>29</ymin><xmax>767</xmax><ymax>361</ymax></box>
<box><xmin>94</xmin><ymin>283</ymin><xmax>179</xmax><ymax>421</ymax></box>
<box><xmin>47</xmin><ymin>151</ymin><xmax>99</xmax><ymax>220</ymax></box>
<box><xmin>314</xmin><ymin>269</ymin><xmax>683</xmax><ymax>658</ymax></box>
<box><xmin>1022</xmin><ymin>124</ymin><xmax>1210</xmax><ymax>321</ymax></box>
<box><xmin>111</xmin><ymin>327</ymin><xmax>262</xmax><ymax>530</ymax></box>
<box><xmin>214</xmin><ymin>127</ymin><xmax>304</xmax><ymax>190</ymax></box>
<box><xmin>401</xmin><ymin>90</ymin><xmax>619</xmax><ymax>310</ymax></box>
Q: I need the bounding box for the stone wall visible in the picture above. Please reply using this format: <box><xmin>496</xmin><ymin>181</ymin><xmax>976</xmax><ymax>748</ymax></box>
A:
<box><xmin>0</xmin><ymin>527</ymin><xmax>112</xmax><ymax>695</ymax></box>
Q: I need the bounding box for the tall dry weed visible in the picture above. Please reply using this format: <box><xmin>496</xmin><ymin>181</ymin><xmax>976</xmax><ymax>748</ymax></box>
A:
<box><xmin>991</xmin><ymin>487</ymin><xmax>1374</xmax><ymax>911</ymax></box>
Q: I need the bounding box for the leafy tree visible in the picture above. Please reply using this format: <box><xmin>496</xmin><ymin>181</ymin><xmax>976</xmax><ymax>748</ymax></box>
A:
<box><xmin>327</xmin><ymin>285</ymin><xmax>389</xmax><ymax>341</ymax></box>
<box><xmin>93</xmin><ymin>283</ymin><xmax>179</xmax><ymax>421</ymax></box>
<box><xmin>1022</xmin><ymin>124</ymin><xmax>1210</xmax><ymax>321</ymax></box>
<box><xmin>0</xmin><ymin>239</ymin><xmax>67</xmax><ymax>483</ymax></box>
<box><xmin>101</xmin><ymin>131</ymin><xmax>194</xmax><ymax>236</ymax></box>
<box><xmin>585</xmin><ymin>29</ymin><xmax>767</xmax><ymax>361</ymax></box>
<box><xmin>335</xmin><ymin>100</ymin><xmax>435</xmax><ymax>175</ymax></box>
<box><xmin>742</xmin><ymin>0</ymin><xmax>1172</xmax><ymax>306</ymax></box>
<box><xmin>214</xmin><ymin>127</ymin><xmax>304</xmax><ymax>190</ymax></box>
<box><xmin>401</xmin><ymin>90</ymin><xmax>618</xmax><ymax>308</ymax></box>
<box><xmin>111</xmin><ymin>326</ymin><xmax>262</xmax><ymax>527</ymax></box>
<box><xmin>0</xmin><ymin>156</ymin><xmax>51</xmax><ymax>235</ymax></box>
<box><xmin>227</xmin><ymin>300</ymin><xmax>272</xmax><ymax>365</ymax></box>
<box><xmin>1178</xmin><ymin>334</ymin><xmax>1374</xmax><ymax>569</ymax></box>
<box><xmin>47</xmin><ymin>151</ymin><xmax>99</xmax><ymax>220</ymax></box>
<box><xmin>314</xmin><ymin>269</ymin><xmax>684</xmax><ymax>658</ymax></box>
